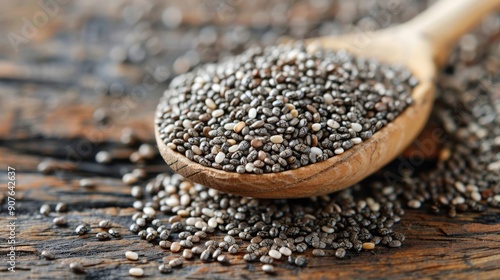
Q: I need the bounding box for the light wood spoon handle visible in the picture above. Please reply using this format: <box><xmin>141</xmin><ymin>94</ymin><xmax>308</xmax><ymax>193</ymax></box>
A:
<box><xmin>403</xmin><ymin>0</ymin><xmax>500</xmax><ymax>67</ymax></box>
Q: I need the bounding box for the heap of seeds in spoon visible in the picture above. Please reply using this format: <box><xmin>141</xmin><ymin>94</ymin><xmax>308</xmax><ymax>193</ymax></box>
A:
<box><xmin>156</xmin><ymin>44</ymin><xmax>417</xmax><ymax>174</ymax></box>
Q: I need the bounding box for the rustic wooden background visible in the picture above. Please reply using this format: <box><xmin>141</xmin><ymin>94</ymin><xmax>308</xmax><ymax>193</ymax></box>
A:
<box><xmin>0</xmin><ymin>1</ymin><xmax>499</xmax><ymax>279</ymax></box>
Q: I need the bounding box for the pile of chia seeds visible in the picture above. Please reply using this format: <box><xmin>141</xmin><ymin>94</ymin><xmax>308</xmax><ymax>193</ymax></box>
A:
<box><xmin>33</xmin><ymin>0</ymin><xmax>499</xmax><ymax>276</ymax></box>
<box><xmin>156</xmin><ymin>44</ymin><xmax>417</xmax><ymax>174</ymax></box>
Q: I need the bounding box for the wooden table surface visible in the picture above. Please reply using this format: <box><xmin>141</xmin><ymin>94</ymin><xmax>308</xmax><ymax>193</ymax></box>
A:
<box><xmin>0</xmin><ymin>1</ymin><xmax>499</xmax><ymax>279</ymax></box>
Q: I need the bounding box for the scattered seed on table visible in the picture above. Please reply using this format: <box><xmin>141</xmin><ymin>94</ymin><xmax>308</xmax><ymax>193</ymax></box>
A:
<box><xmin>262</xmin><ymin>264</ymin><xmax>275</xmax><ymax>274</ymax></box>
<box><xmin>212</xmin><ymin>248</ymin><xmax>222</xmax><ymax>259</ymax></box>
<box><xmin>129</xmin><ymin>223</ymin><xmax>140</xmax><ymax>233</ymax></box>
<box><xmin>121</xmin><ymin>128</ymin><xmax>138</xmax><ymax>146</ymax></box>
<box><xmin>295</xmin><ymin>256</ymin><xmax>307</xmax><ymax>267</ymax></box>
<box><xmin>131</xmin><ymin>186</ymin><xmax>143</xmax><ymax>198</ymax></box>
<box><xmin>75</xmin><ymin>224</ymin><xmax>90</xmax><ymax>235</ymax></box>
<box><xmin>143</xmin><ymin>206</ymin><xmax>156</xmax><ymax>216</ymax></box>
<box><xmin>200</xmin><ymin>250</ymin><xmax>211</xmax><ymax>262</ymax></box>
<box><xmin>192</xmin><ymin>246</ymin><xmax>204</xmax><ymax>255</ymax></box>
<box><xmin>40</xmin><ymin>204</ymin><xmax>51</xmax><ymax>216</ymax></box>
<box><xmin>170</xmin><ymin>242</ymin><xmax>181</xmax><ymax>252</ymax></box>
<box><xmin>38</xmin><ymin>160</ymin><xmax>55</xmax><ymax>174</ymax></box>
<box><xmin>228</xmin><ymin>244</ymin><xmax>239</xmax><ymax>254</ymax></box>
<box><xmin>98</xmin><ymin>220</ymin><xmax>112</xmax><ymax>229</ymax></box>
<box><xmin>260</xmin><ymin>255</ymin><xmax>273</xmax><ymax>264</ymax></box>
<box><xmin>93</xmin><ymin>108</ymin><xmax>108</xmax><ymax>123</ymax></box>
<box><xmin>159</xmin><ymin>241</ymin><xmax>172</xmax><ymax>249</ymax></box>
<box><xmin>138</xmin><ymin>144</ymin><xmax>156</xmax><ymax>159</ymax></box>
<box><xmin>388</xmin><ymin>240</ymin><xmax>402</xmax><ymax>248</ymax></box>
<box><xmin>136</xmin><ymin>218</ymin><xmax>146</xmax><ymax>227</ymax></box>
<box><xmin>312</xmin><ymin>249</ymin><xmax>325</xmax><ymax>257</ymax></box>
<box><xmin>471</xmin><ymin>192</ymin><xmax>482</xmax><ymax>202</ymax></box>
<box><xmin>108</xmin><ymin>229</ymin><xmax>121</xmax><ymax>238</ymax></box>
<box><xmin>243</xmin><ymin>253</ymin><xmax>257</xmax><ymax>262</ymax></box>
<box><xmin>448</xmin><ymin>207</ymin><xmax>457</xmax><ymax>218</ymax></box>
<box><xmin>123</xmin><ymin>173</ymin><xmax>139</xmax><ymax>185</ymax></box>
<box><xmin>392</xmin><ymin>232</ymin><xmax>406</xmax><ymax>242</ymax></box>
<box><xmin>95</xmin><ymin>151</ymin><xmax>112</xmax><ymax>164</ymax></box>
<box><xmin>362</xmin><ymin>242</ymin><xmax>375</xmax><ymax>250</ymax></box>
<box><xmin>270</xmin><ymin>135</ymin><xmax>283</xmax><ymax>144</ymax></box>
<box><xmin>53</xmin><ymin>216</ymin><xmax>67</xmax><ymax>226</ymax></box>
<box><xmin>296</xmin><ymin>243</ymin><xmax>307</xmax><ymax>253</ymax></box>
<box><xmin>335</xmin><ymin>248</ymin><xmax>346</xmax><ymax>259</ymax></box>
<box><xmin>158</xmin><ymin>264</ymin><xmax>172</xmax><ymax>274</ymax></box>
<box><xmin>55</xmin><ymin>202</ymin><xmax>67</xmax><ymax>213</ymax></box>
<box><xmin>183</xmin><ymin>249</ymin><xmax>193</xmax><ymax>259</ymax></box>
<box><xmin>146</xmin><ymin>232</ymin><xmax>157</xmax><ymax>242</ymax></box>
<box><xmin>129</xmin><ymin>267</ymin><xmax>144</xmax><ymax>277</ymax></box>
<box><xmin>217</xmin><ymin>255</ymin><xmax>230</xmax><ymax>263</ymax></box>
<box><xmin>125</xmin><ymin>172</ymin><xmax>414</xmax><ymax>270</ymax></box>
<box><xmin>79</xmin><ymin>178</ymin><xmax>96</xmax><ymax>188</ymax></box>
<box><xmin>96</xmin><ymin>232</ymin><xmax>110</xmax><ymax>241</ymax></box>
<box><xmin>129</xmin><ymin>152</ymin><xmax>143</xmax><ymax>163</ymax></box>
<box><xmin>126</xmin><ymin>251</ymin><xmax>139</xmax><ymax>261</ymax></box>
<box><xmin>269</xmin><ymin>249</ymin><xmax>282</xmax><ymax>259</ymax></box>
<box><xmin>205</xmin><ymin>240</ymin><xmax>217</xmax><ymax>247</ymax></box>
<box><xmin>279</xmin><ymin>247</ymin><xmax>292</xmax><ymax>256</ymax></box>
<box><xmin>41</xmin><ymin>250</ymin><xmax>55</xmax><ymax>260</ymax></box>
<box><xmin>169</xmin><ymin>258</ymin><xmax>183</xmax><ymax>267</ymax></box>
<box><xmin>70</xmin><ymin>262</ymin><xmax>85</xmax><ymax>274</ymax></box>
<box><xmin>407</xmin><ymin>200</ymin><xmax>421</xmax><ymax>209</ymax></box>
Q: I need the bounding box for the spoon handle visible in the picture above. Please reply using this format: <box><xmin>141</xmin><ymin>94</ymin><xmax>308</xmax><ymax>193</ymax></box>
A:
<box><xmin>404</xmin><ymin>0</ymin><xmax>500</xmax><ymax>66</ymax></box>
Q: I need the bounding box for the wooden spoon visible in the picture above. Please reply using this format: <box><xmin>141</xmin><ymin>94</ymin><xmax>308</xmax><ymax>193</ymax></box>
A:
<box><xmin>156</xmin><ymin>0</ymin><xmax>499</xmax><ymax>198</ymax></box>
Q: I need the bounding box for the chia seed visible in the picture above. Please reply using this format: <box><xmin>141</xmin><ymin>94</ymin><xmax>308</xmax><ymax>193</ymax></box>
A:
<box><xmin>40</xmin><ymin>204</ymin><xmax>51</xmax><ymax>216</ymax></box>
<box><xmin>53</xmin><ymin>216</ymin><xmax>67</xmax><ymax>226</ymax></box>
<box><xmin>108</xmin><ymin>229</ymin><xmax>121</xmax><ymax>238</ymax></box>
<box><xmin>262</xmin><ymin>264</ymin><xmax>275</xmax><ymax>274</ymax></box>
<box><xmin>98</xmin><ymin>220</ymin><xmax>112</xmax><ymax>229</ymax></box>
<box><xmin>70</xmin><ymin>262</ymin><xmax>85</xmax><ymax>274</ymax></box>
<box><xmin>335</xmin><ymin>248</ymin><xmax>346</xmax><ymax>259</ymax></box>
<box><xmin>294</xmin><ymin>256</ymin><xmax>307</xmax><ymax>267</ymax></box>
<box><xmin>75</xmin><ymin>224</ymin><xmax>90</xmax><ymax>235</ymax></box>
<box><xmin>96</xmin><ymin>232</ymin><xmax>110</xmax><ymax>241</ymax></box>
<box><xmin>55</xmin><ymin>202</ymin><xmax>67</xmax><ymax>213</ymax></box>
<box><xmin>159</xmin><ymin>264</ymin><xmax>172</xmax><ymax>274</ymax></box>
<box><xmin>41</xmin><ymin>250</ymin><xmax>55</xmax><ymax>260</ymax></box>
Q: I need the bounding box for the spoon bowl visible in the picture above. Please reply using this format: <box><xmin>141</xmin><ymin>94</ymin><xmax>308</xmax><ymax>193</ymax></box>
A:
<box><xmin>156</xmin><ymin>0</ymin><xmax>499</xmax><ymax>198</ymax></box>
